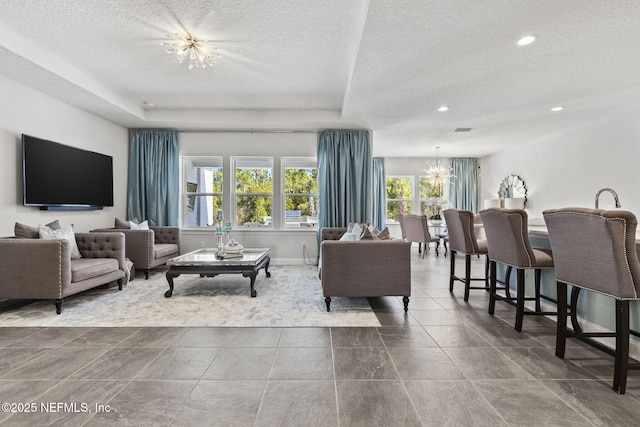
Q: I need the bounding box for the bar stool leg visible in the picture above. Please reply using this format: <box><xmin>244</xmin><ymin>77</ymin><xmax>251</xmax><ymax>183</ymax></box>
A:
<box><xmin>555</xmin><ymin>281</ymin><xmax>567</xmax><ymax>358</ymax></box>
<box><xmin>484</xmin><ymin>255</ymin><xmax>490</xmax><ymax>290</ymax></box>
<box><xmin>515</xmin><ymin>268</ymin><xmax>525</xmax><ymax>332</ymax></box>
<box><xmin>613</xmin><ymin>299</ymin><xmax>630</xmax><ymax>394</ymax></box>
<box><xmin>449</xmin><ymin>250</ymin><xmax>456</xmax><ymax>292</ymax></box>
<box><xmin>535</xmin><ymin>269</ymin><xmax>542</xmax><ymax>312</ymax></box>
<box><xmin>464</xmin><ymin>254</ymin><xmax>472</xmax><ymax>301</ymax></box>
<box><xmin>488</xmin><ymin>261</ymin><xmax>497</xmax><ymax>315</ymax></box>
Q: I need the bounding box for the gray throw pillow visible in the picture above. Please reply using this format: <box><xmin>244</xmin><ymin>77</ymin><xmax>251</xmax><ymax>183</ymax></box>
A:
<box><xmin>14</xmin><ymin>219</ymin><xmax>60</xmax><ymax>238</ymax></box>
<box><xmin>115</xmin><ymin>217</ymin><xmax>139</xmax><ymax>229</ymax></box>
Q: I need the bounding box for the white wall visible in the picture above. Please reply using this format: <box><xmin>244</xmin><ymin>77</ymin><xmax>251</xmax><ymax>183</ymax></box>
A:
<box><xmin>179</xmin><ymin>131</ymin><xmax>318</xmax><ymax>263</ymax></box>
<box><xmin>480</xmin><ymin>105</ymin><xmax>640</xmax><ymax>222</ymax></box>
<box><xmin>0</xmin><ymin>75</ymin><xmax>128</xmax><ymax>235</ymax></box>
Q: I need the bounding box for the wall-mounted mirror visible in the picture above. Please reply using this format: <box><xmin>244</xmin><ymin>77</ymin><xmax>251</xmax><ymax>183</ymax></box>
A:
<box><xmin>498</xmin><ymin>174</ymin><xmax>527</xmax><ymax>207</ymax></box>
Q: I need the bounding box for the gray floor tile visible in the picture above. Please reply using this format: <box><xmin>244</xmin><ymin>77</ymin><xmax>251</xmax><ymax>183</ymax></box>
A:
<box><xmin>6</xmin><ymin>327</ymin><xmax>93</xmax><ymax>348</ymax></box>
<box><xmin>334</xmin><ymin>347</ymin><xmax>399</xmax><ymax>380</ymax></box>
<box><xmin>70</xmin><ymin>347</ymin><xmax>163</xmax><ymax>379</ymax></box>
<box><xmin>541</xmin><ymin>379</ymin><xmax>640</xmax><ymax>426</ymax></box>
<box><xmin>269</xmin><ymin>347</ymin><xmax>333</xmax><ymax>380</ymax></box>
<box><xmin>203</xmin><ymin>347</ymin><xmax>276</xmax><ymax>380</ymax></box>
<box><xmin>452</xmin><ymin>307</ymin><xmax>513</xmax><ymax>327</ymax></box>
<box><xmin>171</xmin><ymin>326</ymin><xmax>237</xmax><ymax>347</ymax></box>
<box><xmin>401</xmin><ymin>297</ymin><xmax>444</xmax><ymax>310</ymax></box>
<box><xmin>422</xmin><ymin>325</ymin><xmax>493</xmax><ymax>348</ymax></box>
<box><xmin>3</xmin><ymin>346</ymin><xmax>107</xmax><ymax>380</ymax></box>
<box><xmin>87</xmin><ymin>380</ymin><xmax>196</xmax><ymax>426</ymax></box>
<box><xmin>377</xmin><ymin>326</ymin><xmax>438</xmax><ymax>347</ymax></box>
<box><xmin>499</xmin><ymin>347</ymin><xmax>597</xmax><ymax>380</ymax></box>
<box><xmin>405</xmin><ymin>380</ymin><xmax>508</xmax><ymax>426</ymax></box>
<box><xmin>226</xmin><ymin>327</ymin><xmax>283</xmax><ymax>347</ymax></box>
<box><xmin>472</xmin><ymin>379</ymin><xmax>592</xmax><ymax>426</ymax></box>
<box><xmin>470</xmin><ymin>324</ymin><xmax>549</xmax><ymax>348</ymax></box>
<box><xmin>0</xmin><ymin>327</ymin><xmax>42</xmax><ymax>347</ymax></box>
<box><xmin>65</xmin><ymin>327</ymin><xmax>140</xmax><ymax>347</ymax></box>
<box><xmin>0</xmin><ymin>380</ymin><xmax>57</xmax><ymax>423</ymax></box>
<box><xmin>116</xmin><ymin>327</ymin><xmax>187</xmax><ymax>348</ymax></box>
<box><xmin>410</xmin><ymin>309</ymin><xmax>464</xmax><ymax>326</ymax></box>
<box><xmin>331</xmin><ymin>327</ymin><xmax>383</xmax><ymax>347</ymax></box>
<box><xmin>170</xmin><ymin>380</ymin><xmax>265</xmax><ymax>426</ymax></box>
<box><xmin>336</xmin><ymin>380</ymin><xmax>421</xmax><ymax>427</ymax></box>
<box><xmin>444</xmin><ymin>347</ymin><xmax>533</xmax><ymax>380</ymax></box>
<box><xmin>0</xmin><ymin>347</ymin><xmax>51</xmax><ymax>377</ymax></box>
<box><xmin>278</xmin><ymin>327</ymin><xmax>331</xmax><ymax>347</ymax></box>
<box><xmin>254</xmin><ymin>380</ymin><xmax>338</xmax><ymax>427</ymax></box>
<box><xmin>387</xmin><ymin>347</ymin><xmax>465</xmax><ymax>380</ymax></box>
<box><xmin>373</xmin><ymin>310</ymin><xmax>421</xmax><ymax>326</ymax></box>
<box><xmin>136</xmin><ymin>347</ymin><xmax>220</xmax><ymax>380</ymax></box>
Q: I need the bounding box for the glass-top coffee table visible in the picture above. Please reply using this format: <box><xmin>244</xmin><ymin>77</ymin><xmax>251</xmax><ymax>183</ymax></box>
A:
<box><xmin>164</xmin><ymin>248</ymin><xmax>271</xmax><ymax>298</ymax></box>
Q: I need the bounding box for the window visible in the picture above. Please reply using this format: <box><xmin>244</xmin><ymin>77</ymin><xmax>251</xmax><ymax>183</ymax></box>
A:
<box><xmin>233</xmin><ymin>157</ymin><xmax>273</xmax><ymax>227</ymax></box>
<box><xmin>419</xmin><ymin>176</ymin><xmax>442</xmax><ymax>215</ymax></box>
<box><xmin>386</xmin><ymin>176</ymin><xmax>413</xmax><ymax>222</ymax></box>
<box><xmin>282</xmin><ymin>157</ymin><xmax>318</xmax><ymax>228</ymax></box>
<box><xmin>182</xmin><ymin>157</ymin><xmax>223</xmax><ymax>228</ymax></box>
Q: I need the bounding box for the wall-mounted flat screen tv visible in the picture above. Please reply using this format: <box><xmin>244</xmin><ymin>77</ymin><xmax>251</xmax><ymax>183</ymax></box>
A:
<box><xmin>22</xmin><ymin>134</ymin><xmax>114</xmax><ymax>210</ymax></box>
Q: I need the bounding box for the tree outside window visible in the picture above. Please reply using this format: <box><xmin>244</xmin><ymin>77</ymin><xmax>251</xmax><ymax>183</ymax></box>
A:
<box><xmin>420</xmin><ymin>176</ymin><xmax>445</xmax><ymax>219</ymax></box>
<box><xmin>183</xmin><ymin>157</ymin><xmax>223</xmax><ymax>227</ymax></box>
<box><xmin>283</xmin><ymin>158</ymin><xmax>318</xmax><ymax>228</ymax></box>
<box><xmin>386</xmin><ymin>176</ymin><xmax>413</xmax><ymax>222</ymax></box>
<box><xmin>234</xmin><ymin>157</ymin><xmax>273</xmax><ymax>227</ymax></box>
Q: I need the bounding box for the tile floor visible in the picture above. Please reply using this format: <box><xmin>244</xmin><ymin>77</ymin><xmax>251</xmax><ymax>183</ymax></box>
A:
<box><xmin>0</xmin><ymin>250</ymin><xmax>639</xmax><ymax>426</ymax></box>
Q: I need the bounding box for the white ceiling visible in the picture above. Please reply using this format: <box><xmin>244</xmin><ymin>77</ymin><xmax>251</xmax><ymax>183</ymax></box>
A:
<box><xmin>1</xmin><ymin>0</ymin><xmax>639</xmax><ymax>157</ymax></box>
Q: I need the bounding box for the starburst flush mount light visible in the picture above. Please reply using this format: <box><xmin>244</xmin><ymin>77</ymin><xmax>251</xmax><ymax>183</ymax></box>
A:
<box><xmin>162</xmin><ymin>32</ymin><xmax>220</xmax><ymax>69</ymax></box>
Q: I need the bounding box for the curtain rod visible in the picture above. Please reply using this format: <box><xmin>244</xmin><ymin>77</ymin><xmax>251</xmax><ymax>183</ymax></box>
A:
<box><xmin>177</xmin><ymin>129</ymin><xmax>320</xmax><ymax>134</ymax></box>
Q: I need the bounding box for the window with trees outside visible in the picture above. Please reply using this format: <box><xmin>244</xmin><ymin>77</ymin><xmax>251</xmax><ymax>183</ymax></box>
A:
<box><xmin>233</xmin><ymin>157</ymin><xmax>273</xmax><ymax>227</ymax></box>
<box><xmin>282</xmin><ymin>157</ymin><xmax>318</xmax><ymax>228</ymax></box>
<box><xmin>386</xmin><ymin>176</ymin><xmax>413</xmax><ymax>223</ymax></box>
<box><xmin>182</xmin><ymin>157</ymin><xmax>223</xmax><ymax>228</ymax></box>
<box><xmin>419</xmin><ymin>176</ymin><xmax>443</xmax><ymax>218</ymax></box>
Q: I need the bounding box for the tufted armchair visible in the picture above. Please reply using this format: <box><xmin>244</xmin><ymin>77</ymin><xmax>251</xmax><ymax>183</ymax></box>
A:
<box><xmin>0</xmin><ymin>232</ymin><xmax>126</xmax><ymax>314</ymax></box>
<box><xmin>91</xmin><ymin>226</ymin><xmax>180</xmax><ymax>279</ymax></box>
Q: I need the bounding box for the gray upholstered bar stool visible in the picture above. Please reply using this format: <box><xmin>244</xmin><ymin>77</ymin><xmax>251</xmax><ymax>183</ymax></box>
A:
<box><xmin>480</xmin><ymin>208</ymin><xmax>556</xmax><ymax>332</ymax></box>
<box><xmin>544</xmin><ymin>207</ymin><xmax>640</xmax><ymax>394</ymax></box>
<box><xmin>443</xmin><ymin>209</ymin><xmax>489</xmax><ymax>301</ymax></box>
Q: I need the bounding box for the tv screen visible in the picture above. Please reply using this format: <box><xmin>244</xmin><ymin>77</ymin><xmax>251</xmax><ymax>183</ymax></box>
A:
<box><xmin>22</xmin><ymin>134</ymin><xmax>114</xmax><ymax>209</ymax></box>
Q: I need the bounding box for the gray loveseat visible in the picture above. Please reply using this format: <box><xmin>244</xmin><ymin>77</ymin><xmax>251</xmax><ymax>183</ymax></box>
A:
<box><xmin>318</xmin><ymin>227</ymin><xmax>412</xmax><ymax>311</ymax></box>
<box><xmin>0</xmin><ymin>232</ymin><xmax>127</xmax><ymax>314</ymax></box>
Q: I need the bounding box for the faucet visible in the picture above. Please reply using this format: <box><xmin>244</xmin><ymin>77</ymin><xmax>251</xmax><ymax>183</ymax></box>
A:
<box><xmin>595</xmin><ymin>188</ymin><xmax>621</xmax><ymax>209</ymax></box>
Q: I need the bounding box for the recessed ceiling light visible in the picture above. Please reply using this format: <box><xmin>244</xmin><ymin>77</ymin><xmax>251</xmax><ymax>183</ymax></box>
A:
<box><xmin>551</xmin><ymin>106</ymin><xmax>564</xmax><ymax>112</ymax></box>
<box><xmin>517</xmin><ymin>35</ymin><xmax>536</xmax><ymax>46</ymax></box>
<box><xmin>437</xmin><ymin>106</ymin><xmax>449</xmax><ymax>112</ymax></box>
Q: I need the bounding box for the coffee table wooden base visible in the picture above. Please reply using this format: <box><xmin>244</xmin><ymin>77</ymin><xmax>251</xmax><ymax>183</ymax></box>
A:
<box><xmin>164</xmin><ymin>255</ymin><xmax>270</xmax><ymax>298</ymax></box>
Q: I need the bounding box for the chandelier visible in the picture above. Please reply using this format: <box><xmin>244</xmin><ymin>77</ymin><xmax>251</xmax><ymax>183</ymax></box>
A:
<box><xmin>423</xmin><ymin>146</ymin><xmax>454</xmax><ymax>197</ymax></box>
<box><xmin>162</xmin><ymin>32</ymin><xmax>220</xmax><ymax>69</ymax></box>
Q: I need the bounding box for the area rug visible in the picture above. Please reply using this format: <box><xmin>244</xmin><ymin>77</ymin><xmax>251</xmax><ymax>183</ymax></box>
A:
<box><xmin>0</xmin><ymin>265</ymin><xmax>381</xmax><ymax>327</ymax></box>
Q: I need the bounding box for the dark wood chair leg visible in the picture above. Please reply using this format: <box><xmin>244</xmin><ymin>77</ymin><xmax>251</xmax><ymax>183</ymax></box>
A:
<box><xmin>535</xmin><ymin>269</ymin><xmax>542</xmax><ymax>312</ymax></box>
<box><xmin>484</xmin><ymin>255</ymin><xmax>490</xmax><ymax>290</ymax></box>
<box><xmin>118</xmin><ymin>279</ymin><xmax>123</xmax><ymax>291</ymax></box>
<box><xmin>488</xmin><ymin>261</ymin><xmax>497</xmax><ymax>315</ymax></box>
<box><xmin>555</xmin><ymin>281</ymin><xmax>567</xmax><ymax>358</ymax></box>
<box><xmin>145</xmin><ymin>269</ymin><xmax>150</xmax><ymax>280</ymax></box>
<box><xmin>515</xmin><ymin>268</ymin><xmax>525</xmax><ymax>332</ymax></box>
<box><xmin>55</xmin><ymin>299</ymin><xmax>63</xmax><ymax>315</ymax></box>
<box><xmin>402</xmin><ymin>296</ymin><xmax>409</xmax><ymax>312</ymax></box>
<box><xmin>613</xmin><ymin>299</ymin><xmax>630</xmax><ymax>394</ymax></box>
<box><xmin>464</xmin><ymin>254</ymin><xmax>471</xmax><ymax>301</ymax></box>
<box><xmin>449</xmin><ymin>250</ymin><xmax>456</xmax><ymax>292</ymax></box>
<box><xmin>325</xmin><ymin>297</ymin><xmax>331</xmax><ymax>312</ymax></box>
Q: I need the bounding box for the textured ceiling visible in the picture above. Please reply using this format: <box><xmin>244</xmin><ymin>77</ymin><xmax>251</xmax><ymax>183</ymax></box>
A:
<box><xmin>1</xmin><ymin>0</ymin><xmax>639</xmax><ymax>157</ymax></box>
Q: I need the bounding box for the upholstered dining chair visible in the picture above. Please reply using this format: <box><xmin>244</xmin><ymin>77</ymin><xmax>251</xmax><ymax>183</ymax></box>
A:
<box><xmin>443</xmin><ymin>209</ymin><xmax>489</xmax><ymax>301</ymax></box>
<box><xmin>399</xmin><ymin>213</ymin><xmax>442</xmax><ymax>257</ymax></box>
<box><xmin>543</xmin><ymin>207</ymin><xmax>640</xmax><ymax>394</ymax></box>
<box><xmin>480</xmin><ymin>208</ymin><xmax>557</xmax><ymax>332</ymax></box>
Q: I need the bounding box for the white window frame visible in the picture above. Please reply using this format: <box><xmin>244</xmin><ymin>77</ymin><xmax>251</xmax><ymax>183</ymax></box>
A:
<box><xmin>386</xmin><ymin>175</ymin><xmax>416</xmax><ymax>223</ymax></box>
<box><xmin>281</xmin><ymin>157</ymin><xmax>318</xmax><ymax>229</ymax></box>
<box><xmin>181</xmin><ymin>156</ymin><xmax>223</xmax><ymax>229</ymax></box>
<box><xmin>231</xmin><ymin>156</ymin><xmax>274</xmax><ymax>228</ymax></box>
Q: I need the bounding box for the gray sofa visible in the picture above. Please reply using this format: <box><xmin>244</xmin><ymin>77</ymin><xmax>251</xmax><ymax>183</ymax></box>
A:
<box><xmin>0</xmin><ymin>232</ymin><xmax>127</xmax><ymax>314</ymax></box>
<box><xmin>91</xmin><ymin>226</ymin><xmax>180</xmax><ymax>279</ymax></box>
<box><xmin>318</xmin><ymin>227</ymin><xmax>412</xmax><ymax>311</ymax></box>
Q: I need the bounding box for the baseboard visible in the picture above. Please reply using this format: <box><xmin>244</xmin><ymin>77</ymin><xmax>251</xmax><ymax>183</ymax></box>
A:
<box><xmin>270</xmin><ymin>258</ymin><xmax>317</xmax><ymax>266</ymax></box>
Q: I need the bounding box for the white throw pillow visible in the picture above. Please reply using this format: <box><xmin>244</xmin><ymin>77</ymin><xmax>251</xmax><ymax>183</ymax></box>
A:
<box><xmin>39</xmin><ymin>224</ymin><xmax>82</xmax><ymax>259</ymax></box>
<box><xmin>339</xmin><ymin>232</ymin><xmax>358</xmax><ymax>241</ymax></box>
<box><xmin>130</xmin><ymin>220</ymin><xmax>149</xmax><ymax>230</ymax></box>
